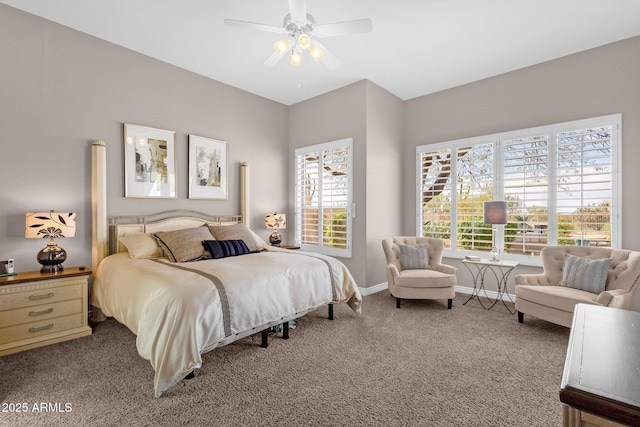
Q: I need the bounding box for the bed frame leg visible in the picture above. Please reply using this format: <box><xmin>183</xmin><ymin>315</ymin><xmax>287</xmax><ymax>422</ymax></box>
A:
<box><xmin>328</xmin><ymin>303</ymin><xmax>334</xmax><ymax>320</ymax></box>
<box><xmin>283</xmin><ymin>322</ymin><xmax>289</xmax><ymax>340</ymax></box>
<box><xmin>260</xmin><ymin>329</ymin><xmax>269</xmax><ymax>348</ymax></box>
<box><xmin>185</xmin><ymin>371</ymin><xmax>195</xmax><ymax>380</ymax></box>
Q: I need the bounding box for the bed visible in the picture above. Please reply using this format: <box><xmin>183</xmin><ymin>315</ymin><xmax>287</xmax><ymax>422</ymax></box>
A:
<box><xmin>89</xmin><ymin>141</ymin><xmax>362</xmax><ymax>397</ymax></box>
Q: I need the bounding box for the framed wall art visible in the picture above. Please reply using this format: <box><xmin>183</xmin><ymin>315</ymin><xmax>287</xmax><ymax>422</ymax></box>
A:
<box><xmin>188</xmin><ymin>135</ymin><xmax>228</xmax><ymax>200</ymax></box>
<box><xmin>123</xmin><ymin>123</ymin><xmax>177</xmax><ymax>198</ymax></box>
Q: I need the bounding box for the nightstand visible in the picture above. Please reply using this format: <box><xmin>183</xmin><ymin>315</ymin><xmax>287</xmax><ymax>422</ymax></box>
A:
<box><xmin>0</xmin><ymin>267</ymin><xmax>92</xmax><ymax>356</ymax></box>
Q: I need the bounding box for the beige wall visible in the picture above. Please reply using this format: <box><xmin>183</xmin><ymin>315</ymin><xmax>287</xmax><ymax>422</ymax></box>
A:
<box><xmin>365</xmin><ymin>82</ymin><xmax>404</xmax><ymax>286</ymax></box>
<box><xmin>0</xmin><ymin>5</ymin><xmax>289</xmax><ymax>273</ymax></box>
<box><xmin>288</xmin><ymin>81</ymin><xmax>404</xmax><ymax>288</ymax></box>
<box><xmin>404</xmin><ymin>36</ymin><xmax>640</xmax><ymax>308</ymax></box>
<box><xmin>288</xmin><ymin>81</ymin><xmax>368</xmax><ymax>286</ymax></box>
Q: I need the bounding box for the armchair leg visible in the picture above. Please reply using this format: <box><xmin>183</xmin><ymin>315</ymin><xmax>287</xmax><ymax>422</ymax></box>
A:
<box><xmin>517</xmin><ymin>311</ymin><xmax>524</xmax><ymax>323</ymax></box>
<box><xmin>447</xmin><ymin>299</ymin><xmax>452</xmax><ymax>309</ymax></box>
<box><xmin>396</xmin><ymin>298</ymin><xmax>401</xmax><ymax>308</ymax></box>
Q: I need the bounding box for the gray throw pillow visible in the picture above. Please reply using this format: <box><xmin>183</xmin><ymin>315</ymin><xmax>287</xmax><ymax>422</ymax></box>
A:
<box><xmin>399</xmin><ymin>244</ymin><xmax>430</xmax><ymax>270</ymax></box>
<box><xmin>208</xmin><ymin>224</ymin><xmax>260</xmax><ymax>252</ymax></box>
<box><xmin>561</xmin><ymin>254</ymin><xmax>611</xmax><ymax>294</ymax></box>
<box><xmin>153</xmin><ymin>226</ymin><xmax>215</xmax><ymax>262</ymax></box>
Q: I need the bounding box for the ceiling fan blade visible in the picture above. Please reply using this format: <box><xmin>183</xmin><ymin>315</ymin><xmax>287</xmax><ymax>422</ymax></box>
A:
<box><xmin>314</xmin><ymin>19</ymin><xmax>372</xmax><ymax>37</ymax></box>
<box><xmin>311</xmin><ymin>40</ymin><xmax>341</xmax><ymax>70</ymax></box>
<box><xmin>288</xmin><ymin>0</ymin><xmax>307</xmax><ymax>24</ymax></box>
<box><xmin>224</xmin><ymin>19</ymin><xmax>286</xmax><ymax>34</ymax></box>
<box><xmin>262</xmin><ymin>47</ymin><xmax>290</xmax><ymax>66</ymax></box>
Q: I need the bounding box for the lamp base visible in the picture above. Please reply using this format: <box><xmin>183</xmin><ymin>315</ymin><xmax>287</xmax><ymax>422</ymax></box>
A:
<box><xmin>269</xmin><ymin>231</ymin><xmax>282</xmax><ymax>247</ymax></box>
<box><xmin>37</xmin><ymin>242</ymin><xmax>67</xmax><ymax>274</ymax></box>
<box><xmin>40</xmin><ymin>264</ymin><xmax>64</xmax><ymax>274</ymax></box>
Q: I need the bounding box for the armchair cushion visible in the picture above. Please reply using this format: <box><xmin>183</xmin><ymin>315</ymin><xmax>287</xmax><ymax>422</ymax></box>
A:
<box><xmin>561</xmin><ymin>254</ymin><xmax>612</xmax><ymax>294</ymax></box>
<box><xmin>399</xmin><ymin>244</ymin><xmax>430</xmax><ymax>270</ymax></box>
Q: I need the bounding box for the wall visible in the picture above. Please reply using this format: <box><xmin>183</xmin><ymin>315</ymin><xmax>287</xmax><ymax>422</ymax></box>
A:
<box><xmin>403</xmin><ymin>36</ymin><xmax>640</xmax><ymax>308</ymax></box>
<box><xmin>365</xmin><ymin>82</ymin><xmax>404</xmax><ymax>286</ymax></box>
<box><xmin>0</xmin><ymin>5</ymin><xmax>289</xmax><ymax>273</ymax></box>
<box><xmin>288</xmin><ymin>81</ymin><xmax>368</xmax><ymax>286</ymax></box>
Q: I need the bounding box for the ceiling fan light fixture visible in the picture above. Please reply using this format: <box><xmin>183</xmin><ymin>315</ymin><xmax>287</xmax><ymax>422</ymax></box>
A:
<box><xmin>290</xmin><ymin>51</ymin><xmax>302</xmax><ymax>66</ymax></box>
<box><xmin>298</xmin><ymin>33</ymin><xmax>311</xmax><ymax>49</ymax></box>
<box><xmin>274</xmin><ymin>39</ymin><xmax>290</xmax><ymax>55</ymax></box>
<box><xmin>309</xmin><ymin>45</ymin><xmax>323</xmax><ymax>61</ymax></box>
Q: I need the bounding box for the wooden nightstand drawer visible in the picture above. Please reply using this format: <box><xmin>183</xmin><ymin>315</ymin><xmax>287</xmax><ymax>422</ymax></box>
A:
<box><xmin>0</xmin><ymin>298</ymin><xmax>83</xmax><ymax>328</ymax></box>
<box><xmin>0</xmin><ymin>267</ymin><xmax>92</xmax><ymax>355</ymax></box>
<box><xmin>0</xmin><ymin>283</ymin><xmax>83</xmax><ymax>312</ymax></box>
<box><xmin>0</xmin><ymin>313</ymin><xmax>84</xmax><ymax>344</ymax></box>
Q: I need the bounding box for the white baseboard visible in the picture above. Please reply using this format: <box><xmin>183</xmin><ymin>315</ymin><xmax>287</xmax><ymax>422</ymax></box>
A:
<box><xmin>359</xmin><ymin>282</ymin><xmax>388</xmax><ymax>296</ymax></box>
<box><xmin>360</xmin><ymin>282</ymin><xmax>515</xmax><ymax>301</ymax></box>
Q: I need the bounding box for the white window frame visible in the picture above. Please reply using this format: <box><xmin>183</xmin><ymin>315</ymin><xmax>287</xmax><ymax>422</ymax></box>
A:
<box><xmin>294</xmin><ymin>138</ymin><xmax>353</xmax><ymax>258</ymax></box>
<box><xmin>416</xmin><ymin>114</ymin><xmax>621</xmax><ymax>266</ymax></box>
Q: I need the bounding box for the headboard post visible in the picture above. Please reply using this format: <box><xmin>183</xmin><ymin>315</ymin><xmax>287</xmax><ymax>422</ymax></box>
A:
<box><xmin>92</xmin><ymin>140</ymin><xmax>107</xmax><ymax>271</ymax></box>
<box><xmin>241</xmin><ymin>162</ymin><xmax>250</xmax><ymax>229</ymax></box>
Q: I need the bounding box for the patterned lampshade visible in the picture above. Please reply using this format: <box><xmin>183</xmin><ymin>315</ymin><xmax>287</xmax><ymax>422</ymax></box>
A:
<box><xmin>265</xmin><ymin>213</ymin><xmax>286</xmax><ymax>230</ymax></box>
<box><xmin>25</xmin><ymin>212</ymin><xmax>76</xmax><ymax>238</ymax></box>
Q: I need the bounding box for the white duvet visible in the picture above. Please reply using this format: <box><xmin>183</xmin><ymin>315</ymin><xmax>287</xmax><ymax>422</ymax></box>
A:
<box><xmin>91</xmin><ymin>248</ymin><xmax>362</xmax><ymax>397</ymax></box>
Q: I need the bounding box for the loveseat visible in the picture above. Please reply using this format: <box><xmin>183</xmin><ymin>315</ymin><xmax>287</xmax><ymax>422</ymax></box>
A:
<box><xmin>515</xmin><ymin>246</ymin><xmax>640</xmax><ymax>327</ymax></box>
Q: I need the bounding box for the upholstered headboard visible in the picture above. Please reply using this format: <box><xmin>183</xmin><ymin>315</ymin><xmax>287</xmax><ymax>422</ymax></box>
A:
<box><xmin>108</xmin><ymin>212</ymin><xmax>242</xmax><ymax>255</ymax></box>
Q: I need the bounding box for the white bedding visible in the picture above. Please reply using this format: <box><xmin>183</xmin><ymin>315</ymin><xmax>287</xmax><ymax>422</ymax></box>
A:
<box><xmin>91</xmin><ymin>247</ymin><xmax>361</xmax><ymax>397</ymax></box>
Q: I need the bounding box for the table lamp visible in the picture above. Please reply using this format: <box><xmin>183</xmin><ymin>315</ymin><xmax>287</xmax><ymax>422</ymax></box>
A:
<box><xmin>265</xmin><ymin>213</ymin><xmax>286</xmax><ymax>246</ymax></box>
<box><xmin>25</xmin><ymin>211</ymin><xmax>76</xmax><ymax>273</ymax></box>
<box><xmin>483</xmin><ymin>201</ymin><xmax>507</xmax><ymax>262</ymax></box>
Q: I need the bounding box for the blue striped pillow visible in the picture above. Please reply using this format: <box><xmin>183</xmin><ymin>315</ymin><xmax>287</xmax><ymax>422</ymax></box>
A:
<box><xmin>561</xmin><ymin>254</ymin><xmax>611</xmax><ymax>294</ymax></box>
<box><xmin>202</xmin><ymin>240</ymin><xmax>251</xmax><ymax>259</ymax></box>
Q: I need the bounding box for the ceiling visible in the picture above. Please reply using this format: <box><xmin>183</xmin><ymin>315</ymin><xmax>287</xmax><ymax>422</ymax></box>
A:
<box><xmin>3</xmin><ymin>0</ymin><xmax>640</xmax><ymax>106</ymax></box>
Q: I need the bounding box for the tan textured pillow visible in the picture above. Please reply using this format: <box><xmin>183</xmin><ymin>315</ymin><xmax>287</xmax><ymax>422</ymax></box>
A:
<box><xmin>208</xmin><ymin>224</ymin><xmax>260</xmax><ymax>252</ymax></box>
<box><xmin>118</xmin><ymin>233</ymin><xmax>162</xmax><ymax>259</ymax></box>
<box><xmin>154</xmin><ymin>226</ymin><xmax>214</xmax><ymax>262</ymax></box>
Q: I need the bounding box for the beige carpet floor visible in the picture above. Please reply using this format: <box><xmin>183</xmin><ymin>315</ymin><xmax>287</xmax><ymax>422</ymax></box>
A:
<box><xmin>0</xmin><ymin>291</ymin><xmax>570</xmax><ymax>426</ymax></box>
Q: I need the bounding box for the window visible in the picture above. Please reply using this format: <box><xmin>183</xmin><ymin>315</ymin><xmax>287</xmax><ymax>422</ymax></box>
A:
<box><xmin>416</xmin><ymin>115</ymin><xmax>620</xmax><ymax>264</ymax></box>
<box><xmin>295</xmin><ymin>138</ymin><xmax>353</xmax><ymax>257</ymax></box>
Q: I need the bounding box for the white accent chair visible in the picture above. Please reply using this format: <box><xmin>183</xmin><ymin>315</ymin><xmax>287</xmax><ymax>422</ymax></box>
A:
<box><xmin>382</xmin><ymin>237</ymin><xmax>457</xmax><ymax>309</ymax></box>
<box><xmin>515</xmin><ymin>246</ymin><xmax>640</xmax><ymax>327</ymax></box>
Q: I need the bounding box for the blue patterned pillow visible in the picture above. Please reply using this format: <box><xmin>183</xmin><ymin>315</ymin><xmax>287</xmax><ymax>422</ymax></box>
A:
<box><xmin>202</xmin><ymin>240</ymin><xmax>251</xmax><ymax>259</ymax></box>
<box><xmin>561</xmin><ymin>254</ymin><xmax>611</xmax><ymax>294</ymax></box>
<box><xmin>399</xmin><ymin>244</ymin><xmax>430</xmax><ymax>270</ymax></box>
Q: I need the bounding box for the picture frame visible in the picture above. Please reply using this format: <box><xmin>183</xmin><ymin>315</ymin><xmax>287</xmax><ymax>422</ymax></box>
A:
<box><xmin>123</xmin><ymin>123</ymin><xmax>177</xmax><ymax>198</ymax></box>
<box><xmin>188</xmin><ymin>135</ymin><xmax>228</xmax><ymax>200</ymax></box>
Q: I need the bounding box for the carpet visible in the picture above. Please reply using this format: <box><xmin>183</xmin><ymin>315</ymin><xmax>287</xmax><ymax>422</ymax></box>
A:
<box><xmin>0</xmin><ymin>291</ymin><xmax>570</xmax><ymax>426</ymax></box>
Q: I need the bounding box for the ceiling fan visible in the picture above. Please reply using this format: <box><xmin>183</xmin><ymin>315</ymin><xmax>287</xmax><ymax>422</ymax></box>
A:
<box><xmin>224</xmin><ymin>0</ymin><xmax>372</xmax><ymax>69</ymax></box>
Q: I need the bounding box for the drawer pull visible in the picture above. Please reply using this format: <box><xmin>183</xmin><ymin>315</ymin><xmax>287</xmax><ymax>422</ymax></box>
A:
<box><xmin>29</xmin><ymin>308</ymin><xmax>54</xmax><ymax>316</ymax></box>
<box><xmin>29</xmin><ymin>292</ymin><xmax>54</xmax><ymax>300</ymax></box>
<box><xmin>29</xmin><ymin>323</ymin><xmax>54</xmax><ymax>332</ymax></box>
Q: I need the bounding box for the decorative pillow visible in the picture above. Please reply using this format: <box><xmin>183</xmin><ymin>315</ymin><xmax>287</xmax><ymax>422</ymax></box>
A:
<box><xmin>561</xmin><ymin>254</ymin><xmax>612</xmax><ymax>294</ymax></box>
<box><xmin>153</xmin><ymin>226</ymin><xmax>215</xmax><ymax>262</ymax></box>
<box><xmin>399</xmin><ymin>244</ymin><xmax>430</xmax><ymax>270</ymax></box>
<box><xmin>118</xmin><ymin>233</ymin><xmax>163</xmax><ymax>259</ymax></box>
<box><xmin>202</xmin><ymin>240</ymin><xmax>251</xmax><ymax>259</ymax></box>
<box><xmin>208</xmin><ymin>224</ymin><xmax>260</xmax><ymax>252</ymax></box>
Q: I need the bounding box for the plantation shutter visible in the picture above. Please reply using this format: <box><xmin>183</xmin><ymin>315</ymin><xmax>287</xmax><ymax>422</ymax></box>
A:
<box><xmin>455</xmin><ymin>140</ymin><xmax>494</xmax><ymax>251</ymax></box>
<box><xmin>502</xmin><ymin>133</ymin><xmax>550</xmax><ymax>256</ymax></box>
<box><xmin>555</xmin><ymin>125</ymin><xmax>614</xmax><ymax>247</ymax></box>
<box><xmin>294</xmin><ymin>138</ymin><xmax>353</xmax><ymax>257</ymax></box>
<box><xmin>418</xmin><ymin>148</ymin><xmax>454</xmax><ymax>246</ymax></box>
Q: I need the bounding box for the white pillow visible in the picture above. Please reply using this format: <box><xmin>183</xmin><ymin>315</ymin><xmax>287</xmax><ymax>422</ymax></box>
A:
<box><xmin>118</xmin><ymin>233</ymin><xmax>163</xmax><ymax>259</ymax></box>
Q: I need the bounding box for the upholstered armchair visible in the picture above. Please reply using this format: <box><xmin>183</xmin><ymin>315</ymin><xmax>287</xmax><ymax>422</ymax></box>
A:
<box><xmin>382</xmin><ymin>237</ymin><xmax>457</xmax><ymax>309</ymax></box>
<box><xmin>515</xmin><ymin>246</ymin><xmax>640</xmax><ymax>327</ymax></box>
